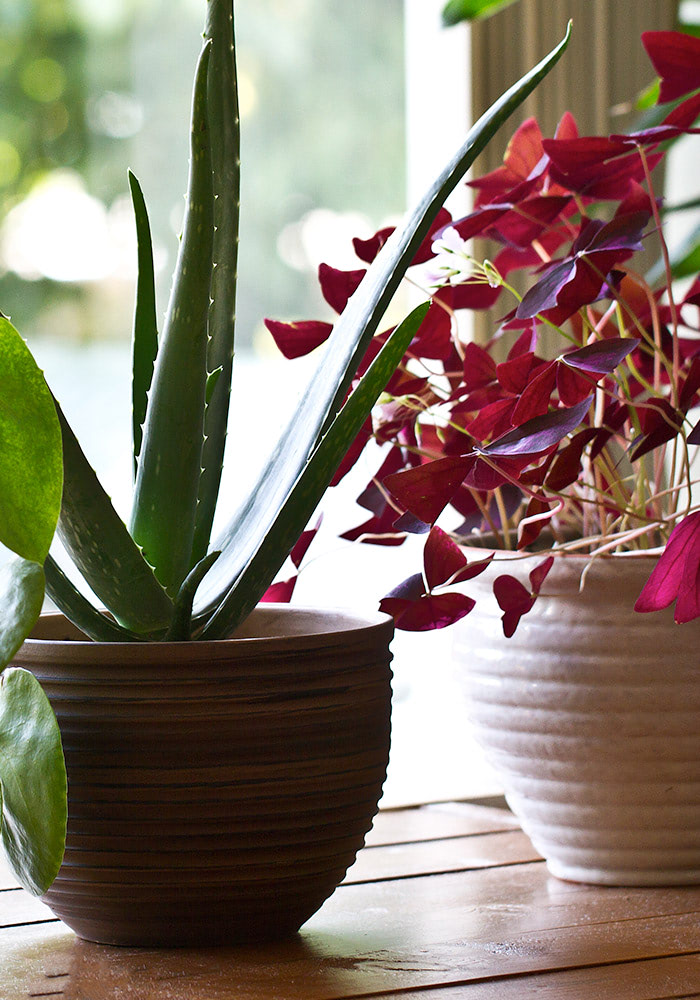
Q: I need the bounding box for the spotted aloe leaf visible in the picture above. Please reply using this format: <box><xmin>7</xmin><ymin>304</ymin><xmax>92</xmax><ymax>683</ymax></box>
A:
<box><xmin>195</xmin><ymin>24</ymin><xmax>572</xmax><ymax>629</ymax></box>
<box><xmin>128</xmin><ymin>170</ymin><xmax>159</xmax><ymax>477</ymax></box>
<box><xmin>129</xmin><ymin>40</ymin><xmax>214</xmax><ymax>597</ymax></box>
<box><xmin>191</xmin><ymin>0</ymin><xmax>242</xmax><ymax>567</ymax></box>
<box><xmin>199</xmin><ymin>303</ymin><xmax>430</xmax><ymax>636</ymax></box>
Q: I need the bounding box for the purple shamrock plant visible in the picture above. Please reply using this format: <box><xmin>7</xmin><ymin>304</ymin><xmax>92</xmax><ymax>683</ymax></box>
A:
<box><xmin>267</xmin><ymin>30</ymin><xmax>700</xmax><ymax>635</ymax></box>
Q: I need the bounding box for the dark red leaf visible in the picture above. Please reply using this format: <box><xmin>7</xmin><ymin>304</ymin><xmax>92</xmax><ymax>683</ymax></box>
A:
<box><xmin>382</xmin><ymin>591</ymin><xmax>476</xmax><ymax>631</ymax></box>
<box><xmin>529</xmin><ymin>555</ymin><xmax>554</xmax><ymax>593</ymax></box>
<box><xmin>635</xmin><ymin>512</ymin><xmax>700</xmax><ymax>622</ymax></box>
<box><xmin>642</xmin><ymin>30</ymin><xmax>700</xmax><ymax>103</ymax></box>
<box><xmin>556</xmin><ymin>364</ymin><xmax>594</xmax><ymax>406</ymax></box>
<box><xmin>628</xmin><ymin>399</ymin><xmax>683</xmax><ymax>461</ymax></box>
<box><xmin>353</xmin><ymin>226</ymin><xmax>395</xmax><ymax>264</ymax></box>
<box><xmin>517</xmin><ymin>497</ymin><xmax>552</xmax><ymax>549</ymax></box>
<box><xmin>511</xmin><ymin>362</ymin><xmax>557</xmax><ymax>424</ymax></box>
<box><xmin>423</xmin><ymin>525</ymin><xmax>467</xmax><ymax>590</ymax></box>
<box><xmin>264</xmin><ymin>318</ymin><xmax>333</xmax><ymax>359</ymax></box>
<box><xmin>442</xmin><ymin>279</ymin><xmax>503</xmax><ymax>310</ymax></box>
<box><xmin>413</xmin><ymin>207</ymin><xmax>454</xmax><ymax>264</ymax></box>
<box><xmin>330</xmin><ymin>416</ymin><xmax>372</xmax><ymax>486</ymax></box>
<box><xmin>318</xmin><ymin>263</ymin><xmax>366</xmax><ymax>314</ymax></box>
<box><xmin>290</xmin><ymin>517</ymin><xmax>321</xmax><ymax>569</ymax></box>
<box><xmin>496</xmin><ymin>352</ymin><xmax>539</xmax><ymax>395</ymax></box>
<box><xmin>462</xmin><ymin>341</ymin><xmax>498</xmax><ymax>390</ymax></box>
<box><xmin>466</xmin><ymin>398</ymin><xmax>517</xmax><ymax>443</ymax></box>
<box><xmin>545</xmin><ymin>427</ymin><xmax>598</xmax><ymax>490</ymax></box>
<box><xmin>451</xmin><ymin>555</ymin><xmax>493</xmax><ymax>584</ymax></box>
<box><xmin>411</xmin><ymin>301</ymin><xmax>453</xmax><ymax>360</ymax></box>
<box><xmin>261</xmin><ymin>577</ymin><xmax>297</xmax><ymax>603</ymax></box>
<box><xmin>384</xmin><ymin>455</ymin><xmax>474</xmax><ymax>525</ymax></box>
<box><xmin>493</xmin><ymin>574</ymin><xmax>535</xmax><ymax>637</ymax></box>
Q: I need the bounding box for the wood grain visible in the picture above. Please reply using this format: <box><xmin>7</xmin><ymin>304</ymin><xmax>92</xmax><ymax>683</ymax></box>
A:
<box><xmin>1</xmin><ymin>801</ymin><xmax>700</xmax><ymax>999</ymax></box>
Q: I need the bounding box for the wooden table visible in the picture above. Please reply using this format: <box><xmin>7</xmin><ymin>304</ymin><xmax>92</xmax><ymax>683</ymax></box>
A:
<box><xmin>2</xmin><ymin>797</ymin><xmax>700</xmax><ymax>998</ymax></box>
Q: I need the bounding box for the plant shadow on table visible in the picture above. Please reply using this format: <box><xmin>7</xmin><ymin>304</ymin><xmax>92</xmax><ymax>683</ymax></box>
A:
<box><xmin>48</xmin><ymin>933</ymin><xmax>368</xmax><ymax>1000</ymax></box>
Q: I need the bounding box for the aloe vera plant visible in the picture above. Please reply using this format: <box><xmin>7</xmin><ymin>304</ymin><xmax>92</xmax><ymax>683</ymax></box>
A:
<box><xmin>0</xmin><ymin>2</ymin><xmax>570</xmax><ymax>895</ymax></box>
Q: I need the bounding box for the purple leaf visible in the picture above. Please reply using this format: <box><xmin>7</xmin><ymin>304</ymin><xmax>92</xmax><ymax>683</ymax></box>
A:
<box><xmin>383</xmin><ymin>573</ymin><xmax>426</xmax><ymax>603</ymax></box>
<box><xmin>561</xmin><ymin>337</ymin><xmax>640</xmax><ymax>375</ymax></box>
<box><xmin>483</xmin><ymin>396</ymin><xmax>592</xmax><ymax>457</ymax></box>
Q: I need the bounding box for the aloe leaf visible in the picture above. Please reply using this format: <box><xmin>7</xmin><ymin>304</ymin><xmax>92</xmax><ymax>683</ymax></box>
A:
<box><xmin>195</xmin><ymin>24</ymin><xmax>572</xmax><ymax>619</ymax></box>
<box><xmin>128</xmin><ymin>171</ymin><xmax>159</xmax><ymax>478</ymax></box>
<box><xmin>55</xmin><ymin>403</ymin><xmax>173</xmax><ymax>635</ymax></box>
<box><xmin>0</xmin><ymin>318</ymin><xmax>62</xmax><ymax>565</ymax></box>
<box><xmin>44</xmin><ymin>557</ymin><xmax>144</xmax><ymax>642</ymax></box>
<box><xmin>0</xmin><ymin>666</ymin><xmax>67</xmax><ymax>896</ymax></box>
<box><xmin>129</xmin><ymin>41</ymin><xmax>214</xmax><ymax>596</ymax></box>
<box><xmin>199</xmin><ymin>302</ymin><xmax>429</xmax><ymax>638</ymax></box>
<box><xmin>191</xmin><ymin>0</ymin><xmax>241</xmax><ymax>566</ymax></box>
<box><xmin>166</xmin><ymin>550</ymin><xmax>221</xmax><ymax>641</ymax></box>
<box><xmin>442</xmin><ymin>0</ymin><xmax>520</xmax><ymax>26</ymax></box>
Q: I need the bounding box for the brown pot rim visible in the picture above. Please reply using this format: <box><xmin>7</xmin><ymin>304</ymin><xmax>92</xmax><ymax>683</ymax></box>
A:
<box><xmin>24</xmin><ymin>604</ymin><xmax>393</xmax><ymax>650</ymax></box>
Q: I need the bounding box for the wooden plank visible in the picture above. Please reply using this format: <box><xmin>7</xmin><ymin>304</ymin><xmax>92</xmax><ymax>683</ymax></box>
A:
<box><xmin>345</xmin><ymin>829</ymin><xmax>541</xmax><ymax>883</ymax></box>
<box><xmin>340</xmin><ymin>954</ymin><xmax>700</xmax><ymax>998</ymax></box>
<box><xmin>0</xmin><ymin>851</ymin><xmax>19</xmax><ymax>891</ymax></box>
<box><xmin>0</xmin><ymin>889</ymin><xmax>55</xmax><ymax>929</ymax></box>
<box><xmin>4</xmin><ymin>912</ymin><xmax>700</xmax><ymax>1000</ymax></box>
<box><xmin>366</xmin><ymin>801</ymin><xmax>517</xmax><ymax>847</ymax></box>
<box><xmin>4</xmin><ymin>866</ymin><xmax>700</xmax><ymax>1000</ymax></box>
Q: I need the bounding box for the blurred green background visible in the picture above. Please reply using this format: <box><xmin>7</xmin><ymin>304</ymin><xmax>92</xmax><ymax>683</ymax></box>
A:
<box><xmin>0</xmin><ymin>0</ymin><xmax>405</xmax><ymax>352</ymax></box>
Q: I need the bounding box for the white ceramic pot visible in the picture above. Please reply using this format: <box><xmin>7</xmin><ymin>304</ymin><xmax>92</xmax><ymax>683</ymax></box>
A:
<box><xmin>453</xmin><ymin>552</ymin><xmax>700</xmax><ymax>885</ymax></box>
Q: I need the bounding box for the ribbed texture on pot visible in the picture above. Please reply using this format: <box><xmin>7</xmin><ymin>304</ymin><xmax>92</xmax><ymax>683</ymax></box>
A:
<box><xmin>14</xmin><ymin>606</ymin><xmax>393</xmax><ymax>946</ymax></box>
<box><xmin>454</xmin><ymin>554</ymin><xmax>700</xmax><ymax>886</ymax></box>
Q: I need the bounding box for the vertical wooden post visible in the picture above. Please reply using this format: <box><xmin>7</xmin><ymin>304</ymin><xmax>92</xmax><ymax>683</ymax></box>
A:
<box><xmin>469</xmin><ymin>0</ymin><xmax>677</xmax><ymax>172</ymax></box>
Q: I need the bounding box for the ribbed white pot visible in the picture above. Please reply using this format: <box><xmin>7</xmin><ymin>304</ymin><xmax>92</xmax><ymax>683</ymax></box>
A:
<box><xmin>453</xmin><ymin>552</ymin><xmax>700</xmax><ymax>886</ymax></box>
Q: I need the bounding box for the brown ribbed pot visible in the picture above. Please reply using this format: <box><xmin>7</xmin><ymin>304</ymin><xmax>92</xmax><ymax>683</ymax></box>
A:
<box><xmin>13</xmin><ymin>605</ymin><xmax>393</xmax><ymax>947</ymax></box>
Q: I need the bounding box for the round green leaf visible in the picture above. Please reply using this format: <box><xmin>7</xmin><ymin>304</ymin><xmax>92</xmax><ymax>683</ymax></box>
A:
<box><xmin>0</xmin><ymin>317</ymin><xmax>63</xmax><ymax>563</ymax></box>
<box><xmin>0</xmin><ymin>666</ymin><xmax>67</xmax><ymax>896</ymax></box>
<box><xmin>0</xmin><ymin>556</ymin><xmax>46</xmax><ymax>668</ymax></box>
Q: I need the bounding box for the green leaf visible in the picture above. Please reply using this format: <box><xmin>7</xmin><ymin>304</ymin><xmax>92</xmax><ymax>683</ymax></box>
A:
<box><xmin>192</xmin><ymin>0</ymin><xmax>242</xmax><ymax>567</ymax></box>
<box><xmin>55</xmin><ymin>403</ymin><xmax>173</xmax><ymax>635</ymax></box>
<box><xmin>0</xmin><ymin>318</ymin><xmax>62</xmax><ymax>564</ymax></box>
<box><xmin>129</xmin><ymin>40</ymin><xmax>214</xmax><ymax>596</ymax></box>
<box><xmin>44</xmin><ymin>557</ymin><xmax>145</xmax><ymax>642</ymax></box>
<box><xmin>0</xmin><ymin>557</ymin><xmax>45</xmax><ymax>667</ymax></box>
<box><xmin>646</xmin><ymin>219</ymin><xmax>700</xmax><ymax>286</ymax></box>
<box><xmin>194</xmin><ymin>24</ymin><xmax>572</xmax><ymax>623</ymax></box>
<box><xmin>128</xmin><ymin>171</ymin><xmax>159</xmax><ymax>478</ymax></box>
<box><xmin>199</xmin><ymin>303</ymin><xmax>429</xmax><ymax>638</ymax></box>
<box><xmin>166</xmin><ymin>550</ymin><xmax>220</xmax><ymax>641</ymax></box>
<box><xmin>0</xmin><ymin>667</ymin><xmax>67</xmax><ymax>896</ymax></box>
<box><xmin>442</xmin><ymin>0</ymin><xmax>520</xmax><ymax>26</ymax></box>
